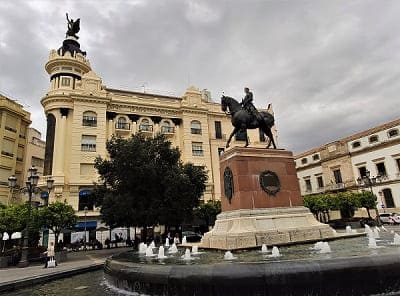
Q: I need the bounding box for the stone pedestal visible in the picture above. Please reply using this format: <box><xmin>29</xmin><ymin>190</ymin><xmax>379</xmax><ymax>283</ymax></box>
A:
<box><xmin>201</xmin><ymin>147</ymin><xmax>335</xmax><ymax>250</ymax></box>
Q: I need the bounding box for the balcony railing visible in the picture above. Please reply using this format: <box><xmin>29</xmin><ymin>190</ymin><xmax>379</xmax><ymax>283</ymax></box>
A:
<box><xmin>192</xmin><ymin>150</ymin><xmax>204</xmax><ymax>156</ymax></box>
<box><xmin>83</xmin><ymin>117</ymin><xmax>97</xmax><ymax>127</ymax></box>
<box><xmin>81</xmin><ymin>144</ymin><xmax>96</xmax><ymax>152</ymax></box>
<box><xmin>161</xmin><ymin>126</ymin><xmax>174</xmax><ymax>134</ymax></box>
<box><xmin>139</xmin><ymin>124</ymin><xmax>153</xmax><ymax>132</ymax></box>
<box><xmin>191</xmin><ymin>128</ymin><xmax>202</xmax><ymax>135</ymax></box>
<box><xmin>115</xmin><ymin>123</ymin><xmax>131</xmax><ymax>130</ymax></box>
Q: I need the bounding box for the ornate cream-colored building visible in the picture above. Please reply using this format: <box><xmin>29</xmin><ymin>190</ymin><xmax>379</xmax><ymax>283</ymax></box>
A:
<box><xmin>295</xmin><ymin>118</ymin><xmax>400</xmax><ymax>213</ymax></box>
<box><xmin>40</xmin><ymin>30</ymin><xmax>277</xmax><ymax>226</ymax></box>
<box><xmin>0</xmin><ymin>94</ymin><xmax>31</xmax><ymax>205</ymax></box>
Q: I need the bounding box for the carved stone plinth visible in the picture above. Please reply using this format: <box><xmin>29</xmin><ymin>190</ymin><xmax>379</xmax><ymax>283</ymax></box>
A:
<box><xmin>200</xmin><ymin>147</ymin><xmax>336</xmax><ymax>250</ymax></box>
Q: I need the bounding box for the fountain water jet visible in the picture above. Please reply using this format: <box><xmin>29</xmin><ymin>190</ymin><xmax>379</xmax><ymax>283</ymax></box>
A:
<box><xmin>157</xmin><ymin>246</ymin><xmax>167</xmax><ymax>259</ymax></box>
<box><xmin>168</xmin><ymin>243</ymin><xmax>178</xmax><ymax>254</ymax></box>
<box><xmin>393</xmin><ymin>233</ymin><xmax>400</xmax><ymax>245</ymax></box>
<box><xmin>261</xmin><ymin>244</ymin><xmax>268</xmax><ymax>253</ymax></box>
<box><xmin>145</xmin><ymin>246</ymin><xmax>155</xmax><ymax>257</ymax></box>
<box><xmin>224</xmin><ymin>251</ymin><xmax>236</xmax><ymax>260</ymax></box>
<box><xmin>138</xmin><ymin>243</ymin><xmax>147</xmax><ymax>254</ymax></box>
<box><xmin>182</xmin><ymin>236</ymin><xmax>187</xmax><ymax>244</ymax></box>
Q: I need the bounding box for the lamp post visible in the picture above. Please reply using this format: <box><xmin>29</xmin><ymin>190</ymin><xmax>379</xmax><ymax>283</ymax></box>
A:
<box><xmin>7</xmin><ymin>175</ymin><xmax>17</xmax><ymax>206</ymax></box>
<box><xmin>84</xmin><ymin>206</ymin><xmax>88</xmax><ymax>250</ymax></box>
<box><xmin>357</xmin><ymin>170</ymin><xmax>382</xmax><ymax>226</ymax></box>
<box><xmin>8</xmin><ymin>166</ymin><xmax>40</xmax><ymax>267</ymax></box>
<box><xmin>43</xmin><ymin>177</ymin><xmax>55</xmax><ymax>207</ymax></box>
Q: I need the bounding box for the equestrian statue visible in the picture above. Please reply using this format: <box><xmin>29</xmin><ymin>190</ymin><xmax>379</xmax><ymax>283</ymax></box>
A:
<box><xmin>221</xmin><ymin>87</ymin><xmax>276</xmax><ymax>149</ymax></box>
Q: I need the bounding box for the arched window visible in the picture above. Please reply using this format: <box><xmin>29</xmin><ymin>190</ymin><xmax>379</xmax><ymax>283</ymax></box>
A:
<box><xmin>78</xmin><ymin>189</ymin><xmax>94</xmax><ymax>211</ymax></box>
<box><xmin>116</xmin><ymin>116</ymin><xmax>130</xmax><ymax>130</ymax></box>
<box><xmin>191</xmin><ymin>120</ymin><xmax>202</xmax><ymax>134</ymax></box>
<box><xmin>139</xmin><ymin>118</ymin><xmax>153</xmax><ymax>132</ymax></box>
<box><xmin>82</xmin><ymin>111</ymin><xmax>97</xmax><ymax>127</ymax></box>
<box><xmin>161</xmin><ymin>121</ymin><xmax>174</xmax><ymax>133</ymax></box>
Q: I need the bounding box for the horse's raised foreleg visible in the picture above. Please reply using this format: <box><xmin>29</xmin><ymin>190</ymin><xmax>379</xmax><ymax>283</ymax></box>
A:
<box><xmin>226</xmin><ymin>127</ymin><xmax>239</xmax><ymax>148</ymax></box>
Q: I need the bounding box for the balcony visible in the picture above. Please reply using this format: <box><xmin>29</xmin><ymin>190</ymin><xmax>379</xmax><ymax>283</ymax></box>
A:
<box><xmin>115</xmin><ymin>123</ymin><xmax>131</xmax><ymax>130</ymax></box>
<box><xmin>161</xmin><ymin>126</ymin><xmax>175</xmax><ymax>134</ymax></box>
<box><xmin>139</xmin><ymin>124</ymin><xmax>153</xmax><ymax>133</ymax></box>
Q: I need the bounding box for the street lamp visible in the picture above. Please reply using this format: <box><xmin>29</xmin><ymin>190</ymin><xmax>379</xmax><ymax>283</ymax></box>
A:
<box><xmin>357</xmin><ymin>170</ymin><xmax>383</xmax><ymax>226</ymax></box>
<box><xmin>42</xmin><ymin>177</ymin><xmax>55</xmax><ymax>207</ymax></box>
<box><xmin>84</xmin><ymin>206</ymin><xmax>88</xmax><ymax>250</ymax></box>
<box><xmin>7</xmin><ymin>175</ymin><xmax>17</xmax><ymax>205</ymax></box>
<box><xmin>8</xmin><ymin>166</ymin><xmax>40</xmax><ymax>267</ymax></box>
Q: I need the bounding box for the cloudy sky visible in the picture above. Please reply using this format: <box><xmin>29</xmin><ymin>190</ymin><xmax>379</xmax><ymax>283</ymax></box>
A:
<box><xmin>1</xmin><ymin>0</ymin><xmax>399</xmax><ymax>154</ymax></box>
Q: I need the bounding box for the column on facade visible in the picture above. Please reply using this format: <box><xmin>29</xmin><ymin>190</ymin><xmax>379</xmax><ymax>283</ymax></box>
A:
<box><xmin>106</xmin><ymin>112</ymin><xmax>117</xmax><ymax>139</ymax></box>
<box><xmin>53</xmin><ymin>108</ymin><xmax>68</xmax><ymax>176</ymax></box>
<box><xmin>172</xmin><ymin>118</ymin><xmax>182</xmax><ymax>149</ymax></box>
<box><xmin>128</xmin><ymin>114</ymin><xmax>140</xmax><ymax>135</ymax></box>
<box><xmin>151</xmin><ymin>116</ymin><xmax>162</xmax><ymax>134</ymax></box>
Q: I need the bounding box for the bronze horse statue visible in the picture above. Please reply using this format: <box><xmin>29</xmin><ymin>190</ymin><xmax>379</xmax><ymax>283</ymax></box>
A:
<box><xmin>221</xmin><ymin>95</ymin><xmax>276</xmax><ymax>149</ymax></box>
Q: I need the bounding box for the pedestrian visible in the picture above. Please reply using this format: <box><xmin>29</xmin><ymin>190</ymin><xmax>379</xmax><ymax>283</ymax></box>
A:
<box><xmin>43</xmin><ymin>241</ymin><xmax>57</xmax><ymax>268</ymax></box>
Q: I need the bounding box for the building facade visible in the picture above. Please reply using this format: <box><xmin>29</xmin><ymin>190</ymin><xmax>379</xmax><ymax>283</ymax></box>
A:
<box><xmin>295</xmin><ymin>119</ymin><xmax>400</xmax><ymax>213</ymax></box>
<box><xmin>0</xmin><ymin>94</ymin><xmax>31</xmax><ymax>205</ymax></box>
<box><xmin>24</xmin><ymin>128</ymin><xmax>45</xmax><ymax>176</ymax></box>
<box><xmin>40</xmin><ymin>29</ymin><xmax>277</xmax><ymax>228</ymax></box>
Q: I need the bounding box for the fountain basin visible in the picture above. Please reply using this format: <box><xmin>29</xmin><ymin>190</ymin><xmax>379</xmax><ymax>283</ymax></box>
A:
<box><xmin>104</xmin><ymin>253</ymin><xmax>400</xmax><ymax>295</ymax></box>
<box><xmin>104</xmin><ymin>231</ymin><xmax>400</xmax><ymax>295</ymax></box>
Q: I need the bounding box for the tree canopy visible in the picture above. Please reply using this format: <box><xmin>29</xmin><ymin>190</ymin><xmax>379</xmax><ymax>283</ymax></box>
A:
<box><xmin>39</xmin><ymin>202</ymin><xmax>77</xmax><ymax>250</ymax></box>
<box><xmin>94</xmin><ymin>134</ymin><xmax>208</xmax><ymax>234</ymax></box>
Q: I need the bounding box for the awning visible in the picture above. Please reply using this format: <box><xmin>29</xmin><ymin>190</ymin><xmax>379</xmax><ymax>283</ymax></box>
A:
<box><xmin>74</xmin><ymin>221</ymin><xmax>97</xmax><ymax>230</ymax></box>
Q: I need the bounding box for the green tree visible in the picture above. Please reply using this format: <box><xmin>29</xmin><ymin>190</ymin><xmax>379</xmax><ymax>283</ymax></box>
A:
<box><xmin>95</xmin><ymin>134</ymin><xmax>208</xmax><ymax>241</ymax></box>
<box><xmin>39</xmin><ymin>202</ymin><xmax>77</xmax><ymax>251</ymax></box>
<box><xmin>357</xmin><ymin>191</ymin><xmax>377</xmax><ymax>219</ymax></box>
<box><xmin>0</xmin><ymin>204</ymin><xmax>27</xmax><ymax>251</ymax></box>
<box><xmin>194</xmin><ymin>200</ymin><xmax>221</xmax><ymax>230</ymax></box>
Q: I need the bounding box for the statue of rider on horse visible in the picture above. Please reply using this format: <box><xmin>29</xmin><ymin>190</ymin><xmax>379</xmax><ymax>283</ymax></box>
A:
<box><xmin>221</xmin><ymin>87</ymin><xmax>276</xmax><ymax>149</ymax></box>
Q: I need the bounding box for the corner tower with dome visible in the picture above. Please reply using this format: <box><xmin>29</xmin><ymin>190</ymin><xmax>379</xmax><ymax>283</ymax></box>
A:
<box><xmin>40</xmin><ymin>15</ymin><xmax>277</xmax><ymax>231</ymax></box>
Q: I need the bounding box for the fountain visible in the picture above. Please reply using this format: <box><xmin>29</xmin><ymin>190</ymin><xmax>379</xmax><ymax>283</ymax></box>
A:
<box><xmin>373</xmin><ymin>228</ymin><xmax>380</xmax><ymax>239</ymax></box>
<box><xmin>157</xmin><ymin>246</ymin><xmax>167</xmax><ymax>259</ymax></box>
<box><xmin>165</xmin><ymin>237</ymin><xmax>170</xmax><ymax>247</ymax></box>
<box><xmin>138</xmin><ymin>242</ymin><xmax>147</xmax><ymax>254</ymax></box>
<box><xmin>393</xmin><ymin>233</ymin><xmax>400</xmax><ymax>245</ymax></box>
<box><xmin>168</xmin><ymin>243</ymin><xmax>178</xmax><ymax>254</ymax></box>
<box><xmin>313</xmin><ymin>241</ymin><xmax>331</xmax><ymax>254</ymax></box>
<box><xmin>182</xmin><ymin>248</ymin><xmax>193</xmax><ymax>260</ymax></box>
<box><xmin>104</xmin><ymin>148</ymin><xmax>400</xmax><ymax>295</ymax></box>
<box><xmin>223</xmin><ymin>251</ymin><xmax>237</xmax><ymax>260</ymax></box>
<box><xmin>182</xmin><ymin>236</ymin><xmax>187</xmax><ymax>244</ymax></box>
<box><xmin>192</xmin><ymin>245</ymin><xmax>199</xmax><ymax>255</ymax></box>
<box><xmin>261</xmin><ymin>244</ymin><xmax>268</xmax><ymax>253</ymax></box>
<box><xmin>145</xmin><ymin>245</ymin><xmax>155</xmax><ymax>257</ymax></box>
<box><xmin>150</xmin><ymin>241</ymin><xmax>156</xmax><ymax>248</ymax></box>
<box><xmin>269</xmin><ymin>246</ymin><xmax>281</xmax><ymax>257</ymax></box>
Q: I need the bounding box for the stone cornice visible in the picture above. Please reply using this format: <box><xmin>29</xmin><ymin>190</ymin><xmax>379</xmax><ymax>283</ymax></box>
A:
<box><xmin>349</xmin><ymin>138</ymin><xmax>400</xmax><ymax>157</ymax></box>
<box><xmin>107</xmin><ymin>103</ymin><xmax>180</xmax><ymax>117</ymax></box>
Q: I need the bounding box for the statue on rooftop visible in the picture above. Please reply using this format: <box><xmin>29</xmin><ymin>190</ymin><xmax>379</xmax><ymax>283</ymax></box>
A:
<box><xmin>66</xmin><ymin>13</ymin><xmax>80</xmax><ymax>39</ymax></box>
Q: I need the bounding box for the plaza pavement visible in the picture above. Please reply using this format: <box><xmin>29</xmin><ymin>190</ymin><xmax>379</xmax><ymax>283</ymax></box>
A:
<box><xmin>0</xmin><ymin>246</ymin><xmax>132</xmax><ymax>293</ymax></box>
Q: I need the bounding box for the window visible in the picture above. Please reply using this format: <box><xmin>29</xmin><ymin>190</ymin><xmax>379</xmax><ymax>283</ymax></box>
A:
<box><xmin>333</xmin><ymin>169</ymin><xmax>342</xmax><ymax>184</ymax></box>
<box><xmin>218</xmin><ymin>147</ymin><xmax>225</xmax><ymax>156</ymax></box>
<box><xmin>80</xmin><ymin>163</ymin><xmax>95</xmax><ymax>175</ymax></box>
<box><xmin>161</xmin><ymin>121</ymin><xmax>174</xmax><ymax>133</ymax></box>
<box><xmin>0</xmin><ymin>167</ymin><xmax>11</xmax><ymax>185</ymax></box>
<box><xmin>358</xmin><ymin>166</ymin><xmax>367</xmax><ymax>178</ymax></box>
<box><xmin>81</xmin><ymin>135</ymin><xmax>96</xmax><ymax>152</ymax></box>
<box><xmin>78</xmin><ymin>189</ymin><xmax>94</xmax><ymax>211</ymax></box>
<box><xmin>116</xmin><ymin>117</ymin><xmax>130</xmax><ymax>130</ymax></box>
<box><xmin>192</xmin><ymin>142</ymin><xmax>204</xmax><ymax>156</ymax></box>
<box><xmin>317</xmin><ymin>176</ymin><xmax>324</xmax><ymax>188</ymax></box>
<box><xmin>215</xmin><ymin>121</ymin><xmax>222</xmax><ymax>139</ymax></box>
<box><xmin>305</xmin><ymin>179</ymin><xmax>312</xmax><ymax>192</ymax></box>
<box><xmin>376</xmin><ymin>162</ymin><xmax>387</xmax><ymax>177</ymax></box>
<box><xmin>396</xmin><ymin>158</ymin><xmax>400</xmax><ymax>171</ymax></box>
<box><xmin>61</xmin><ymin>77</ymin><xmax>71</xmax><ymax>86</ymax></box>
<box><xmin>369</xmin><ymin>135</ymin><xmax>379</xmax><ymax>143</ymax></box>
<box><xmin>5</xmin><ymin>115</ymin><xmax>17</xmax><ymax>133</ymax></box>
<box><xmin>139</xmin><ymin>119</ymin><xmax>153</xmax><ymax>132</ymax></box>
<box><xmin>301</xmin><ymin>158</ymin><xmax>308</xmax><ymax>165</ymax></box>
<box><xmin>82</xmin><ymin>111</ymin><xmax>97</xmax><ymax>127</ymax></box>
<box><xmin>2</xmin><ymin>138</ymin><xmax>14</xmax><ymax>157</ymax></box>
<box><xmin>388</xmin><ymin>129</ymin><xmax>399</xmax><ymax>138</ymax></box>
<box><xmin>312</xmin><ymin>154</ymin><xmax>320</xmax><ymax>161</ymax></box>
<box><xmin>191</xmin><ymin>121</ymin><xmax>202</xmax><ymax>134</ymax></box>
<box><xmin>352</xmin><ymin>141</ymin><xmax>361</xmax><ymax>149</ymax></box>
